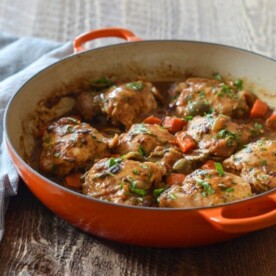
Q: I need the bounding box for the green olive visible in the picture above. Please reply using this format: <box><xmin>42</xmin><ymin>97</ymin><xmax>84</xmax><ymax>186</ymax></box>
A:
<box><xmin>186</xmin><ymin>101</ymin><xmax>211</xmax><ymax>116</ymax></box>
<box><xmin>172</xmin><ymin>158</ymin><xmax>192</xmax><ymax>174</ymax></box>
<box><xmin>185</xmin><ymin>149</ymin><xmax>209</xmax><ymax>163</ymax></box>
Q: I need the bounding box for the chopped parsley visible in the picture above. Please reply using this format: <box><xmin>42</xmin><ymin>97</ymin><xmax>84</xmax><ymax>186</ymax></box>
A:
<box><xmin>226</xmin><ymin>187</ymin><xmax>234</xmax><ymax>193</ymax></box>
<box><xmin>213</xmin><ymin>73</ymin><xmax>222</xmax><ymax>81</ymax></box>
<box><xmin>234</xmin><ymin>79</ymin><xmax>243</xmax><ymax>90</ymax></box>
<box><xmin>196</xmin><ymin>179</ymin><xmax>216</xmax><ymax>196</ymax></box>
<box><xmin>199</xmin><ymin>91</ymin><xmax>206</xmax><ymax>98</ymax></box>
<box><xmin>217</xmin><ymin>129</ymin><xmax>238</xmax><ymax>147</ymax></box>
<box><xmin>168</xmin><ymin>193</ymin><xmax>177</xmax><ymax>200</ymax></box>
<box><xmin>254</xmin><ymin>122</ymin><xmax>263</xmax><ymax>130</ymax></box>
<box><xmin>138</xmin><ymin>145</ymin><xmax>146</xmax><ymax>157</ymax></box>
<box><xmin>140</xmin><ymin>164</ymin><xmax>149</xmax><ymax>169</ymax></box>
<box><xmin>102</xmin><ymin>158</ymin><xmax>122</xmax><ymax>177</ymax></box>
<box><xmin>215</xmin><ymin>162</ymin><xmax>225</xmax><ymax>176</ymax></box>
<box><xmin>107</xmin><ymin>157</ymin><xmax>116</xmax><ymax>168</ymax></box>
<box><xmin>129</xmin><ymin>124</ymin><xmax>153</xmax><ymax>136</ymax></box>
<box><xmin>133</xmin><ymin>169</ymin><xmax>140</xmax><ymax>175</ymax></box>
<box><xmin>106</xmin><ymin>157</ymin><xmax>122</xmax><ymax>168</ymax></box>
<box><xmin>153</xmin><ymin>188</ymin><xmax>166</xmax><ymax>198</ymax></box>
<box><xmin>257</xmin><ymin>140</ymin><xmax>265</xmax><ymax>147</ymax></box>
<box><xmin>127</xmin><ymin>177</ymin><xmax>147</xmax><ymax>196</ymax></box>
<box><xmin>261</xmin><ymin>160</ymin><xmax>267</xmax><ymax>166</ymax></box>
<box><xmin>251</xmin><ymin>122</ymin><xmax>264</xmax><ymax>137</ymax></box>
<box><xmin>125</xmin><ymin>82</ymin><xmax>145</xmax><ymax>91</ymax></box>
<box><xmin>185</xmin><ymin>94</ymin><xmax>193</xmax><ymax>102</ymax></box>
<box><xmin>91</xmin><ymin>76</ymin><xmax>114</xmax><ymax>88</ymax></box>
<box><xmin>66</xmin><ymin>126</ymin><xmax>74</xmax><ymax>133</ymax></box>
<box><xmin>185</xmin><ymin>115</ymin><xmax>194</xmax><ymax>121</ymax></box>
<box><xmin>218</xmin><ymin>84</ymin><xmax>234</xmax><ymax>98</ymax></box>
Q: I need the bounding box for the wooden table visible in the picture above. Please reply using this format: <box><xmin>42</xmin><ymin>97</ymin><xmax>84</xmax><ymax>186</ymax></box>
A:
<box><xmin>0</xmin><ymin>0</ymin><xmax>276</xmax><ymax>275</ymax></box>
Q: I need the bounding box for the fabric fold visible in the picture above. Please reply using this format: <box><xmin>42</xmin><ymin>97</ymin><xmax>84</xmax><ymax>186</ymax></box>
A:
<box><xmin>0</xmin><ymin>33</ymin><xmax>73</xmax><ymax>241</ymax></box>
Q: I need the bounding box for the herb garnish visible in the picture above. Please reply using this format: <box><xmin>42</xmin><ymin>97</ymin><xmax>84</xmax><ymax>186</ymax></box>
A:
<box><xmin>140</xmin><ymin>164</ymin><xmax>149</xmax><ymax>169</ymax></box>
<box><xmin>226</xmin><ymin>187</ymin><xmax>234</xmax><ymax>193</ymax></box>
<box><xmin>66</xmin><ymin>126</ymin><xmax>74</xmax><ymax>133</ymax></box>
<box><xmin>215</xmin><ymin>162</ymin><xmax>225</xmax><ymax>176</ymax></box>
<box><xmin>185</xmin><ymin>115</ymin><xmax>194</xmax><ymax>121</ymax></box>
<box><xmin>254</xmin><ymin>122</ymin><xmax>263</xmax><ymax>130</ymax></box>
<box><xmin>168</xmin><ymin>193</ymin><xmax>177</xmax><ymax>200</ymax></box>
<box><xmin>213</xmin><ymin>73</ymin><xmax>222</xmax><ymax>81</ymax></box>
<box><xmin>196</xmin><ymin>179</ymin><xmax>216</xmax><ymax>196</ymax></box>
<box><xmin>125</xmin><ymin>82</ymin><xmax>145</xmax><ymax>91</ymax></box>
<box><xmin>217</xmin><ymin>129</ymin><xmax>235</xmax><ymax>138</ymax></box>
<box><xmin>138</xmin><ymin>145</ymin><xmax>146</xmax><ymax>157</ymax></box>
<box><xmin>251</xmin><ymin>122</ymin><xmax>264</xmax><ymax>137</ymax></box>
<box><xmin>234</xmin><ymin>79</ymin><xmax>243</xmax><ymax>90</ymax></box>
<box><xmin>133</xmin><ymin>169</ymin><xmax>140</xmax><ymax>175</ymax></box>
<box><xmin>199</xmin><ymin>91</ymin><xmax>206</xmax><ymax>98</ymax></box>
<box><xmin>153</xmin><ymin>188</ymin><xmax>166</xmax><ymax>198</ymax></box>
<box><xmin>218</xmin><ymin>84</ymin><xmax>234</xmax><ymax>98</ymax></box>
<box><xmin>129</xmin><ymin>124</ymin><xmax>153</xmax><ymax>136</ymax></box>
<box><xmin>91</xmin><ymin>76</ymin><xmax>114</xmax><ymax>88</ymax></box>
<box><xmin>261</xmin><ymin>160</ymin><xmax>267</xmax><ymax>166</ymax></box>
<box><xmin>107</xmin><ymin>157</ymin><xmax>117</xmax><ymax>168</ymax></box>
<box><xmin>217</xmin><ymin>129</ymin><xmax>238</xmax><ymax>147</ymax></box>
<box><xmin>127</xmin><ymin>177</ymin><xmax>147</xmax><ymax>196</ymax></box>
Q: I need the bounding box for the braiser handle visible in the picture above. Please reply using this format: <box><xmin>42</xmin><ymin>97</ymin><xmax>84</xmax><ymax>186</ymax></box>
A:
<box><xmin>73</xmin><ymin>27</ymin><xmax>142</xmax><ymax>53</ymax></box>
<box><xmin>199</xmin><ymin>194</ymin><xmax>276</xmax><ymax>233</ymax></box>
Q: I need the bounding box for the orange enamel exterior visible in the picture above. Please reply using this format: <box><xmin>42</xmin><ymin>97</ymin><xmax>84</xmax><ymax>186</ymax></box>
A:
<box><xmin>73</xmin><ymin>27</ymin><xmax>142</xmax><ymax>53</ymax></box>
<box><xmin>4</xmin><ymin>28</ymin><xmax>276</xmax><ymax>247</ymax></box>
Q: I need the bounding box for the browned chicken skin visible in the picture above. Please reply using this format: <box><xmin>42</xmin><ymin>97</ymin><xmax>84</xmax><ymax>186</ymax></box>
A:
<box><xmin>185</xmin><ymin>113</ymin><xmax>253</xmax><ymax>158</ymax></box>
<box><xmin>223</xmin><ymin>139</ymin><xmax>276</xmax><ymax>192</ymax></box>
<box><xmin>39</xmin><ymin>117</ymin><xmax>109</xmax><ymax>176</ymax></box>
<box><xmin>115</xmin><ymin>123</ymin><xmax>176</xmax><ymax>156</ymax></box>
<box><xmin>170</xmin><ymin>77</ymin><xmax>252</xmax><ymax>118</ymax></box>
<box><xmin>75</xmin><ymin>81</ymin><xmax>159</xmax><ymax>128</ymax></box>
<box><xmin>82</xmin><ymin>158</ymin><xmax>166</xmax><ymax>206</ymax></box>
<box><xmin>102</xmin><ymin>81</ymin><xmax>158</xmax><ymax>128</ymax></box>
<box><xmin>159</xmin><ymin>169</ymin><xmax>252</xmax><ymax>208</ymax></box>
<box><xmin>75</xmin><ymin>91</ymin><xmax>102</xmax><ymax>120</ymax></box>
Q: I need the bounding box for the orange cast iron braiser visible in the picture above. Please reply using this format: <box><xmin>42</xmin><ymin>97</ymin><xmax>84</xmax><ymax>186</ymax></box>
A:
<box><xmin>4</xmin><ymin>27</ymin><xmax>276</xmax><ymax>247</ymax></box>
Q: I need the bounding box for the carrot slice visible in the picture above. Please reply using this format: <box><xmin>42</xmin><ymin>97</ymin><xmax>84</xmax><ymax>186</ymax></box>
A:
<box><xmin>250</xmin><ymin>99</ymin><xmax>269</xmax><ymax>118</ymax></box>
<box><xmin>65</xmin><ymin>173</ymin><xmax>82</xmax><ymax>189</ymax></box>
<box><xmin>144</xmin><ymin>115</ymin><xmax>162</xmax><ymax>125</ymax></box>
<box><xmin>202</xmin><ymin>160</ymin><xmax>216</xmax><ymax>170</ymax></box>
<box><xmin>166</xmin><ymin>173</ymin><xmax>186</xmax><ymax>186</ymax></box>
<box><xmin>163</xmin><ymin>116</ymin><xmax>186</xmax><ymax>133</ymax></box>
<box><xmin>176</xmin><ymin>133</ymin><xmax>197</xmax><ymax>153</ymax></box>
<box><xmin>265</xmin><ymin>111</ymin><xmax>276</xmax><ymax>129</ymax></box>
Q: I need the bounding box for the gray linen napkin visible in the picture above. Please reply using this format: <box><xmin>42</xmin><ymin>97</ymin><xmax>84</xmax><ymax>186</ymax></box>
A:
<box><xmin>0</xmin><ymin>32</ymin><xmax>73</xmax><ymax>241</ymax></box>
